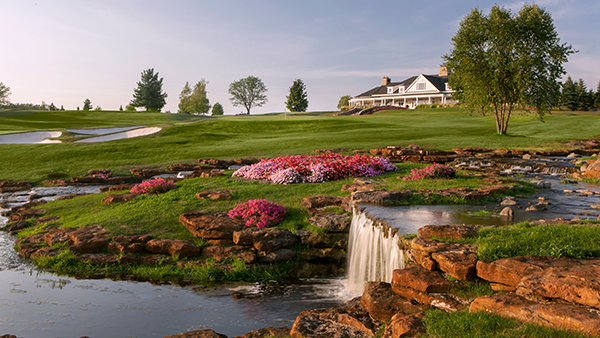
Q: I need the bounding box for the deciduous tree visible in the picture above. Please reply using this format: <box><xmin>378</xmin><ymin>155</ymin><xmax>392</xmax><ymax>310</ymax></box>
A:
<box><xmin>285</xmin><ymin>79</ymin><xmax>308</xmax><ymax>112</ymax></box>
<box><xmin>178</xmin><ymin>80</ymin><xmax>210</xmax><ymax>114</ymax></box>
<box><xmin>0</xmin><ymin>82</ymin><xmax>11</xmax><ymax>106</ymax></box>
<box><xmin>337</xmin><ymin>95</ymin><xmax>351</xmax><ymax>111</ymax></box>
<box><xmin>228</xmin><ymin>76</ymin><xmax>268</xmax><ymax>114</ymax></box>
<box><xmin>130</xmin><ymin>68</ymin><xmax>167</xmax><ymax>111</ymax></box>
<box><xmin>212</xmin><ymin>102</ymin><xmax>224</xmax><ymax>116</ymax></box>
<box><xmin>443</xmin><ymin>4</ymin><xmax>575</xmax><ymax>134</ymax></box>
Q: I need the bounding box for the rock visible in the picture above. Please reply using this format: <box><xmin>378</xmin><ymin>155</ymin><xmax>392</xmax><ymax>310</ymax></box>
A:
<box><xmin>390</xmin><ymin>283</ymin><xmax>465</xmax><ymax>312</ymax></box>
<box><xmin>417</xmin><ymin>224</ymin><xmax>481</xmax><ymax>240</ymax></box>
<box><xmin>476</xmin><ymin>256</ymin><xmax>551</xmax><ymax>287</ymax></box>
<box><xmin>342</xmin><ymin>183</ymin><xmax>377</xmax><ymax>193</ymax></box>
<box><xmin>522</xmin><ymin>154</ymin><xmax>532</xmax><ymax>159</ymax></box>
<box><xmin>499</xmin><ymin>207</ymin><xmax>513</xmax><ymax>218</ymax></box>
<box><xmin>293</xmin><ymin>262</ymin><xmax>337</xmax><ymax>278</ymax></box>
<box><xmin>100</xmin><ymin>184</ymin><xmax>136</xmax><ymax>192</ymax></box>
<box><xmin>130</xmin><ymin>168</ymin><xmax>165</xmax><ymax>178</ymax></box>
<box><xmin>162</xmin><ymin>329</ymin><xmax>228</xmax><ymax>338</ymax></box>
<box><xmin>525</xmin><ymin>202</ymin><xmax>547</xmax><ymax>212</ymax></box>
<box><xmin>290</xmin><ymin>298</ymin><xmax>379</xmax><ymax>338</ymax></box>
<box><xmin>340</xmin><ymin>196</ymin><xmax>353</xmax><ymax>213</ymax></box>
<box><xmin>303</xmin><ymin>232</ymin><xmax>349</xmax><ymax>249</ymax></box>
<box><xmin>202</xmin><ymin>245</ymin><xmax>256</xmax><ymax>263</ymax></box>
<box><xmin>108</xmin><ymin>235</ymin><xmax>151</xmax><ymax>254</ymax></box>
<box><xmin>470</xmin><ymin>293</ymin><xmax>600</xmax><ymax>336</ymax></box>
<box><xmin>120</xmin><ymin>254</ymin><xmax>173</xmax><ymax>266</ymax></box>
<box><xmin>101</xmin><ymin>193</ymin><xmax>138</xmax><ymax>204</ymax></box>
<box><xmin>567</xmin><ymin>152</ymin><xmax>578</xmax><ymax>158</ymax></box>
<box><xmin>298</xmin><ymin>248</ymin><xmax>347</xmax><ymax>263</ymax></box>
<box><xmin>35</xmin><ymin>216</ymin><xmax>60</xmax><ymax>225</ymax></box>
<box><xmin>145</xmin><ymin>239</ymin><xmax>200</xmax><ymax>258</ymax></box>
<box><xmin>408</xmin><ymin>249</ymin><xmax>437</xmax><ymax>270</ymax></box>
<box><xmin>195</xmin><ymin>190</ymin><xmax>232</xmax><ymax>200</ymax></box>
<box><xmin>3</xmin><ymin>220</ymin><xmax>30</xmax><ymax>234</ymax></box>
<box><xmin>530</xmin><ymin>180</ymin><xmax>551</xmax><ymax>189</ymax></box>
<box><xmin>257</xmin><ymin>248</ymin><xmax>296</xmax><ymax>263</ymax></box>
<box><xmin>233</xmin><ymin>158</ymin><xmax>262</xmax><ymax>165</ymax></box>
<box><xmin>168</xmin><ymin>163</ymin><xmax>197</xmax><ymax>172</ymax></box>
<box><xmin>391</xmin><ymin>265</ymin><xmax>452</xmax><ymax>293</ymax></box>
<box><xmin>431</xmin><ymin>250</ymin><xmax>478</xmax><ymax>280</ymax></box>
<box><xmin>233</xmin><ymin>326</ymin><xmax>291</xmax><ymax>338</ymax></box>
<box><xmin>308</xmin><ymin>213</ymin><xmax>351</xmax><ymax>232</ymax></box>
<box><xmin>301</xmin><ymin>195</ymin><xmax>343</xmax><ymax>210</ymax></box>
<box><xmin>234</xmin><ymin>228</ymin><xmax>297</xmax><ymax>252</ymax></box>
<box><xmin>179</xmin><ymin>212</ymin><xmax>244</xmax><ymax>240</ymax></box>
<box><xmin>77</xmin><ymin>253</ymin><xmax>119</xmax><ymax>265</ymax></box>
<box><xmin>360</xmin><ymin>282</ymin><xmax>423</xmax><ymax>322</ymax></box>
<box><xmin>68</xmin><ymin>225</ymin><xmax>110</xmax><ymax>253</ymax></box>
<box><xmin>383</xmin><ymin>312</ymin><xmax>425</xmax><ymax>338</ymax></box>
<box><xmin>351</xmin><ymin>190</ymin><xmax>411</xmax><ymax>205</ymax></box>
<box><xmin>500</xmin><ymin>197</ymin><xmax>517</xmax><ymax>206</ymax></box>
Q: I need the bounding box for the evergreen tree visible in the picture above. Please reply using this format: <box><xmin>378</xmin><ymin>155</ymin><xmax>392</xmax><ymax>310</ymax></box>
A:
<box><xmin>60</xmin><ymin>105</ymin><xmax>65</xmax><ymax>111</ymax></box>
<box><xmin>595</xmin><ymin>80</ymin><xmax>600</xmax><ymax>110</ymax></box>
<box><xmin>119</xmin><ymin>105</ymin><xmax>123</xmax><ymax>111</ymax></box>
<box><xmin>285</xmin><ymin>79</ymin><xmax>309</xmax><ymax>112</ymax></box>
<box><xmin>130</xmin><ymin>68</ymin><xmax>168</xmax><ymax>111</ymax></box>
<box><xmin>211</xmin><ymin>102</ymin><xmax>224</xmax><ymax>115</ymax></box>
<box><xmin>576</xmin><ymin>79</ymin><xmax>591</xmax><ymax>111</ymax></box>
<box><xmin>562</xmin><ymin>76</ymin><xmax>579</xmax><ymax>111</ymax></box>
<box><xmin>83</xmin><ymin>98</ymin><xmax>92</xmax><ymax>111</ymax></box>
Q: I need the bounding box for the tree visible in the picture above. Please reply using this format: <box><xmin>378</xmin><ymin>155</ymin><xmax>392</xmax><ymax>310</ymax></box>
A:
<box><xmin>49</xmin><ymin>103</ymin><xmax>57</xmax><ymax>111</ymax></box>
<box><xmin>285</xmin><ymin>79</ymin><xmax>308</xmax><ymax>112</ymax></box>
<box><xmin>561</xmin><ymin>76</ymin><xmax>579</xmax><ymax>111</ymax></box>
<box><xmin>119</xmin><ymin>105</ymin><xmax>123</xmax><ymax>111</ymax></box>
<box><xmin>60</xmin><ymin>105</ymin><xmax>65</xmax><ymax>111</ymax></box>
<box><xmin>83</xmin><ymin>98</ymin><xmax>93</xmax><ymax>111</ymax></box>
<box><xmin>575</xmin><ymin>79</ymin><xmax>595</xmax><ymax>111</ymax></box>
<box><xmin>338</xmin><ymin>95</ymin><xmax>351</xmax><ymax>111</ymax></box>
<box><xmin>443</xmin><ymin>4</ymin><xmax>575</xmax><ymax>134</ymax></box>
<box><xmin>596</xmin><ymin>81</ymin><xmax>600</xmax><ymax>110</ymax></box>
<box><xmin>228</xmin><ymin>76</ymin><xmax>268</xmax><ymax>114</ymax></box>
<box><xmin>178</xmin><ymin>80</ymin><xmax>210</xmax><ymax>114</ymax></box>
<box><xmin>0</xmin><ymin>82</ymin><xmax>11</xmax><ymax>106</ymax></box>
<box><xmin>130</xmin><ymin>68</ymin><xmax>167</xmax><ymax>111</ymax></box>
<box><xmin>212</xmin><ymin>102</ymin><xmax>224</xmax><ymax>115</ymax></box>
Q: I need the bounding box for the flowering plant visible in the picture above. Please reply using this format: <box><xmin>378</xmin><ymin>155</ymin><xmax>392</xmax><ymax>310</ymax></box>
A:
<box><xmin>227</xmin><ymin>199</ymin><xmax>287</xmax><ymax>228</ymax></box>
<box><xmin>88</xmin><ymin>169</ymin><xmax>111</xmax><ymax>179</ymax></box>
<box><xmin>403</xmin><ymin>163</ymin><xmax>456</xmax><ymax>180</ymax></box>
<box><xmin>130</xmin><ymin>178</ymin><xmax>176</xmax><ymax>194</ymax></box>
<box><xmin>232</xmin><ymin>153</ymin><xmax>397</xmax><ymax>184</ymax></box>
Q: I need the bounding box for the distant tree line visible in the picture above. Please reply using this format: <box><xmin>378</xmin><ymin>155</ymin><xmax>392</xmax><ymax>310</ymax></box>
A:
<box><xmin>561</xmin><ymin>76</ymin><xmax>600</xmax><ymax>111</ymax></box>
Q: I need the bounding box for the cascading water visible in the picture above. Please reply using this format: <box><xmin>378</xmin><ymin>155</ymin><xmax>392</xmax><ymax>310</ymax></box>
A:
<box><xmin>346</xmin><ymin>207</ymin><xmax>405</xmax><ymax>293</ymax></box>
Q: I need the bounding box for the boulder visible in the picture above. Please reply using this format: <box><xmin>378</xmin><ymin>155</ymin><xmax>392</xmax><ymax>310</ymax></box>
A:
<box><xmin>101</xmin><ymin>193</ymin><xmax>138</xmax><ymax>204</ymax></box>
<box><xmin>180</xmin><ymin>212</ymin><xmax>244</xmax><ymax>240</ymax></box>
<box><xmin>340</xmin><ymin>195</ymin><xmax>353</xmax><ymax>213</ymax></box>
<box><xmin>525</xmin><ymin>202</ymin><xmax>547</xmax><ymax>212</ymax></box>
<box><xmin>298</xmin><ymin>248</ymin><xmax>347</xmax><ymax>263</ymax></box>
<box><xmin>233</xmin><ymin>228</ymin><xmax>297</xmax><ymax>252</ymax></box>
<box><xmin>470</xmin><ymin>293</ymin><xmax>600</xmax><ymax>336</ymax></box>
<box><xmin>100</xmin><ymin>184</ymin><xmax>136</xmax><ymax>192</ymax></box>
<box><xmin>391</xmin><ymin>265</ymin><xmax>452</xmax><ymax>293</ymax></box>
<box><xmin>476</xmin><ymin>256</ymin><xmax>547</xmax><ymax>287</ymax></box>
<box><xmin>500</xmin><ymin>197</ymin><xmax>517</xmax><ymax>206</ymax></box>
<box><xmin>341</xmin><ymin>183</ymin><xmax>377</xmax><ymax>193</ymax></box>
<box><xmin>202</xmin><ymin>245</ymin><xmax>256</xmax><ymax>263</ymax></box>
<box><xmin>431</xmin><ymin>250</ymin><xmax>478</xmax><ymax>280</ymax></box>
<box><xmin>290</xmin><ymin>298</ymin><xmax>379</xmax><ymax>338</ymax></box>
<box><xmin>233</xmin><ymin>326</ymin><xmax>290</xmax><ymax>338</ymax></box>
<box><xmin>162</xmin><ymin>329</ymin><xmax>227</xmax><ymax>338</ymax></box>
<box><xmin>300</xmin><ymin>232</ymin><xmax>349</xmax><ymax>249</ymax></box>
<box><xmin>3</xmin><ymin>220</ymin><xmax>31</xmax><ymax>234</ymax></box>
<box><xmin>145</xmin><ymin>239</ymin><xmax>200</xmax><ymax>258</ymax></box>
<box><xmin>168</xmin><ymin>163</ymin><xmax>197</xmax><ymax>172</ymax></box>
<box><xmin>308</xmin><ymin>212</ymin><xmax>351</xmax><ymax>233</ymax></box>
<box><xmin>120</xmin><ymin>254</ymin><xmax>173</xmax><ymax>266</ymax></box>
<box><xmin>417</xmin><ymin>224</ymin><xmax>482</xmax><ymax>240</ymax></box>
<box><xmin>351</xmin><ymin>190</ymin><xmax>411</xmax><ymax>205</ymax></box>
<box><xmin>68</xmin><ymin>225</ymin><xmax>110</xmax><ymax>253</ymax></box>
<box><xmin>257</xmin><ymin>248</ymin><xmax>296</xmax><ymax>263</ymax></box>
<box><xmin>195</xmin><ymin>190</ymin><xmax>232</xmax><ymax>200</ymax></box>
<box><xmin>499</xmin><ymin>207</ymin><xmax>513</xmax><ymax>218</ymax></box>
<box><xmin>390</xmin><ymin>284</ymin><xmax>465</xmax><ymax>312</ymax></box>
<box><xmin>130</xmin><ymin>168</ymin><xmax>165</xmax><ymax>178</ymax></box>
<box><xmin>77</xmin><ymin>253</ymin><xmax>119</xmax><ymax>265</ymax></box>
<box><xmin>35</xmin><ymin>216</ymin><xmax>60</xmax><ymax>225</ymax></box>
<box><xmin>360</xmin><ymin>282</ymin><xmax>422</xmax><ymax>322</ymax></box>
<box><xmin>383</xmin><ymin>312</ymin><xmax>425</xmax><ymax>338</ymax></box>
<box><xmin>301</xmin><ymin>195</ymin><xmax>343</xmax><ymax>210</ymax></box>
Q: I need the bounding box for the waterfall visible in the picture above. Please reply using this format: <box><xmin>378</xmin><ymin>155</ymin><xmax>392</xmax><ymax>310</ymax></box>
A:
<box><xmin>346</xmin><ymin>207</ymin><xmax>405</xmax><ymax>293</ymax></box>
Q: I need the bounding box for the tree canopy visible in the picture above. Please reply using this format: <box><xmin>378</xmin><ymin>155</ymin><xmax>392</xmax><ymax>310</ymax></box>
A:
<box><xmin>337</xmin><ymin>95</ymin><xmax>351</xmax><ymax>111</ymax></box>
<box><xmin>0</xmin><ymin>82</ymin><xmax>11</xmax><ymax>106</ymax></box>
<box><xmin>443</xmin><ymin>4</ymin><xmax>575</xmax><ymax>134</ymax></box>
<box><xmin>228</xmin><ymin>76</ymin><xmax>268</xmax><ymax>114</ymax></box>
<box><xmin>83</xmin><ymin>98</ymin><xmax>93</xmax><ymax>111</ymax></box>
<box><xmin>130</xmin><ymin>68</ymin><xmax>168</xmax><ymax>111</ymax></box>
<box><xmin>178</xmin><ymin>80</ymin><xmax>211</xmax><ymax>114</ymax></box>
<box><xmin>212</xmin><ymin>102</ymin><xmax>224</xmax><ymax>116</ymax></box>
<box><xmin>285</xmin><ymin>79</ymin><xmax>308</xmax><ymax>112</ymax></box>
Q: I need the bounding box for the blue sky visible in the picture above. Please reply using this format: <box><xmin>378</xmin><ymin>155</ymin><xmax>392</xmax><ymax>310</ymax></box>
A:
<box><xmin>1</xmin><ymin>0</ymin><xmax>599</xmax><ymax>114</ymax></box>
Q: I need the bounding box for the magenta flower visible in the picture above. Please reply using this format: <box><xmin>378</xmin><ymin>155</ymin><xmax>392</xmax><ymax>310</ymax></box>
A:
<box><xmin>227</xmin><ymin>199</ymin><xmax>288</xmax><ymax>228</ymax></box>
<box><xmin>130</xmin><ymin>178</ymin><xmax>176</xmax><ymax>194</ymax></box>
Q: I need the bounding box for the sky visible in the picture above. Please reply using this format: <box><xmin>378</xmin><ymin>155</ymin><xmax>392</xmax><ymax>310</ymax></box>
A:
<box><xmin>1</xmin><ymin>0</ymin><xmax>599</xmax><ymax>114</ymax></box>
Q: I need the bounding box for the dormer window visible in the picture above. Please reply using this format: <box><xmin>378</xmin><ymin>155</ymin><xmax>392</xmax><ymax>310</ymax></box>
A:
<box><xmin>399</xmin><ymin>86</ymin><xmax>404</xmax><ymax>93</ymax></box>
<box><xmin>387</xmin><ymin>87</ymin><xmax>394</xmax><ymax>94</ymax></box>
<box><xmin>417</xmin><ymin>83</ymin><xmax>426</xmax><ymax>90</ymax></box>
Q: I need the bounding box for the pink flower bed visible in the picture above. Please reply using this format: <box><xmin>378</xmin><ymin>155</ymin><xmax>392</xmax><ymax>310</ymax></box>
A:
<box><xmin>228</xmin><ymin>199</ymin><xmax>288</xmax><ymax>228</ymax></box>
<box><xmin>403</xmin><ymin>163</ymin><xmax>456</xmax><ymax>180</ymax></box>
<box><xmin>130</xmin><ymin>178</ymin><xmax>176</xmax><ymax>194</ymax></box>
<box><xmin>232</xmin><ymin>153</ymin><xmax>397</xmax><ymax>184</ymax></box>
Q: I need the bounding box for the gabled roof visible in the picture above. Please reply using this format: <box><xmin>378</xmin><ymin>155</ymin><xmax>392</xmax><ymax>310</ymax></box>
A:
<box><xmin>353</xmin><ymin>74</ymin><xmax>449</xmax><ymax>98</ymax></box>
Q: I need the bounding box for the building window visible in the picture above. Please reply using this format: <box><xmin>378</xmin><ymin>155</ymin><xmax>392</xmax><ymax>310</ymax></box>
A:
<box><xmin>388</xmin><ymin>87</ymin><xmax>394</xmax><ymax>94</ymax></box>
<box><xmin>399</xmin><ymin>86</ymin><xmax>404</xmax><ymax>93</ymax></box>
<box><xmin>417</xmin><ymin>83</ymin><xmax>426</xmax><ymax>90</ymax></box>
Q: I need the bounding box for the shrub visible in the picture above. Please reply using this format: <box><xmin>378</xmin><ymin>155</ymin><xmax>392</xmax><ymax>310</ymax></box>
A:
<box><xmin>232</xmin><ymin>153</ymin><xmax>397</xmax><ymax>184</ymax></box>
<box><xmin>130</xmin><ymin>178</ymin><xmax>176</xmax><ymax>194</ymax></box>
<box><xmin>227</xmin><ymin>199</ymin><xmax>287</xmax><ymax>228</ymax></box>
<box><xmin>403</xmin><ymin>163</ymin><xmax>456</xmax><ymax>180</ymax></box>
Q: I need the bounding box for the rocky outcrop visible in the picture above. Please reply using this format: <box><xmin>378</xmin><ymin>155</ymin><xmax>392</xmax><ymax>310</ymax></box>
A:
<box><xmin>202</xmin><ymin>245</ymin><xmax>257</xmax><ymax>263</ymax></box>
<box><xmin>391</xmin><ymin>265</ymin><xmax>452</xmax><ymax>293</ymax></box>
<box><xmin>145</xmin><ymin>239</ymin><xmax>200</xmax><ymax>258</ymax></box>
<box><xmin>308</xmin><ymin>212</ymin><xmax>350</xmax><ymax>232</ymax></box>
<box><xmin>470</xmin><ymin>293</ymin><xmax>600</xmax><ymax>336</ymax></box>
<box><xmin>108</xmin><ymin>234</ymin><xmax>152</xmax><ymax>254</ymax></box>
<box><xmin>0</xmin><ymin>180</ymin><xmax>31</xmax><ymax>193</ymax></box>
<box><xmin>417</xmin><ymin>224</ymin><xmax>483</xmax><ymax>240</ymax></box>
<box><xmin>179</xmin><ymin>212</ymin><xmax>244</xmax><ymax>240</ymax></box>
<box><xmin>409</xmin><ymin>237</ymin><xmax>478</xmax><ymax>280</ymax></box>
<box><xmin>383</xmin><ymin>312</ymin><xmax>425</xmax><ymax>338</ymax></box>
<box><xmin>351</xmin><ymin>190</ymin><xmax>412</xmax><ymax>204</ymax></box>
<box><xmin>360</xmin><ymin>282</ymin><xmax>422</xmax><ymax>323</ymax></box>
<box><xmin>301</xmin><ymin>195</ymin><xmax>343</xmax><ymax>214</ymax></box>
<box><xmin>130</xmin><ymin>168</ymin><xmax>165</xmax><ymax>178</ymax></box>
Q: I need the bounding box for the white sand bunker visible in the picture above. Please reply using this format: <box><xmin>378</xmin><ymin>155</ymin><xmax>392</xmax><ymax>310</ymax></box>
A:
<box><xmin>67</xmin><ymin>126</ymin><xmax>144</xmax><ymax>135</ymax></box>
<box><xmin>75</xmin><ymin>127</ymin><xmax>162</xmax><ymax>143</ymax></box>
<box><xmin>0</xmin><ymin>131</ymin><xmax>62</xmax><ymax>144</ymax></box>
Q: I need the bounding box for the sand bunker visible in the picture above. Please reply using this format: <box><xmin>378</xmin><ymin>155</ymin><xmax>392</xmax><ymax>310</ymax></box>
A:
<box><xmin>75</xmin><ymin>127</ymin><xmax>162</xmax><ymax>143</ymax></box>
<box><xmin>67</xmin><ymin>126</ymin><xmax>144</xmax><ymax>135</ymax></box>
<box><xmin>0</xmin><ymin>131</ymin><xmax>62</xmax><ymax>144</ymax></box>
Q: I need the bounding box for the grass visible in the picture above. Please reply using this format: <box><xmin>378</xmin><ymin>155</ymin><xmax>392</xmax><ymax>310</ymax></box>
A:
<box><xmin>2</xmin><ymin>109</ymin><xmax>600</xmax><ymax>182</ymax></box>
<box><xmin>421</xmin><ymin>309</ymin><xmax>594</xmax><ymax>338</ymax></box>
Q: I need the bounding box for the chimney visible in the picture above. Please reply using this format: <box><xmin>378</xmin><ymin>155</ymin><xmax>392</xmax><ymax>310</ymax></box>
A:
<box><xmin>382</xmin><ymin>76</ymin><xmax>391</xmax><ymax>86</ymax></box>
<box><xmin>439</xmin><ymin>66</ymin><xmax>448</xmax><ymax>77</ymax></box>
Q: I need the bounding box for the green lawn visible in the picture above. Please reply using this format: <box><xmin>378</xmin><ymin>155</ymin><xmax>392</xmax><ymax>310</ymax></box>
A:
<box><xmin>1</xmin><ymin>109</ymin><xmax>600</xmax><ymax>182</ymax></box>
